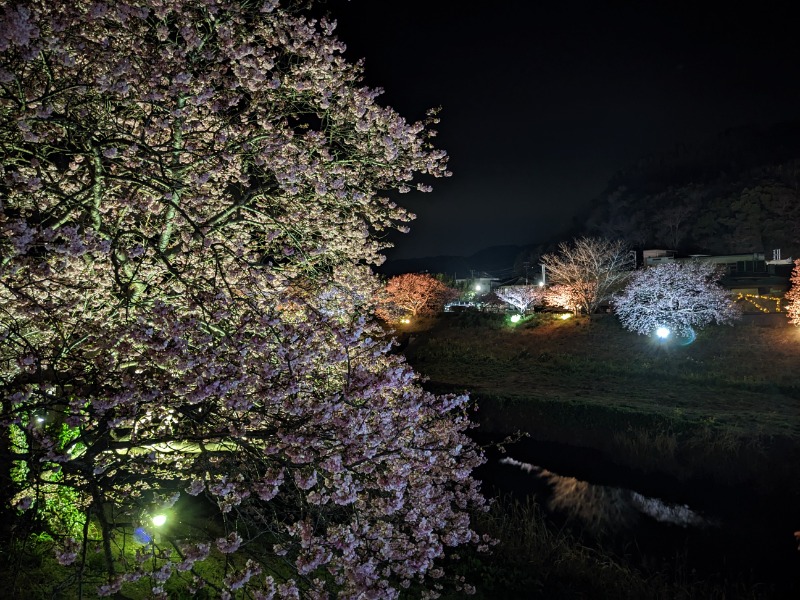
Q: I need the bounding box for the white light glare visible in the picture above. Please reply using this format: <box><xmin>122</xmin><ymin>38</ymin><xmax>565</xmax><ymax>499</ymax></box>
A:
<box><xmin>152</xmin><ymin>514</ymin><xmax>167</xmax><ymax>527</ymax></box>
<box><xmin>655</xmin><ymin>326</ymin><xmax>670</xmax><ymax>339</ymax></box>
<box><xmin>510</xmin><ymin>314</ymin><xmax>521</xmax><ymax>323</ymax></box>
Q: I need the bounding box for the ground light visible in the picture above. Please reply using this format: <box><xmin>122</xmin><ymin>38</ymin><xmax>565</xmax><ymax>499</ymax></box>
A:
<box><xmin>133</xmin><ymin>527</ymin><xmax>152</xmax><ymax>544</ymax></box>
<box><xmin>560</xmin><ymin>313</ymin><xmax>571</xmax><ymax>320</ymax></box>
<box><xmin>655</xmin><ymin>326</ymin><xmax>670</xmax><ymax>339</ymax></box>
<box><xmin>510</xmin><ymin>314</ymin><xmax>521</xmax><ymax>323</ymax></box>
<box><xmin>152</xmin><ymin>514</ymin><xmax>167</xmax><ymax>527</ymax></box>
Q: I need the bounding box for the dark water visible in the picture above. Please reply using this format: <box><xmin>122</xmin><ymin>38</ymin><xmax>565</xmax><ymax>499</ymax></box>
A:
<box><xmin>473</xmin><ymin>434</ymin><xmax>800</xmax><ymax>596</ymax></box>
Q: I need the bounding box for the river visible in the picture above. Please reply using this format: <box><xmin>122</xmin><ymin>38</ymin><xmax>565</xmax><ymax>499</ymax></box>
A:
<box><xmin>473</xmin><ymin>434</ymin><xmax>800</xmax><ymax>596</ymax></box>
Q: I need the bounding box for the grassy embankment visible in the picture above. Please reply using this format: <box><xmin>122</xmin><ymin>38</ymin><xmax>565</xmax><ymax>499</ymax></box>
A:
<box><xmin>403</xmin><ymin>310</ymin><xmax>800</xmax><ymax>598</ymax></box>
<box><xmin>402</xmin><ymin>310</ymin><xmax>800</xmax><ymax>493</ymax></box>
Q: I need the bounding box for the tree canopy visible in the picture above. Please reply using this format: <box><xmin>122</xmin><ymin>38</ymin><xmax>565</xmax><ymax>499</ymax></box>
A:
<box><xmin>494</xmin><ymin>285</ymin><xmax>544</xmax><ymax>313</ymax></box>
<box><xmin>785</xmin><ymin>259</ymin><xmax>800</xmax><ymax>327</ymax></box>
<box><xmin>613</xmin><ymin>262</ymin><xmax>740</xmax><ymax>336</ymax></box>
<box><xmin>377</xmin><ymin>273</ymin><xmax>454</xmax><ymax>322</ymax></box>
<box><xmin>0</xmin><ymin>1</ymin><xmax>484</xmax><ymax>597</ymax></box>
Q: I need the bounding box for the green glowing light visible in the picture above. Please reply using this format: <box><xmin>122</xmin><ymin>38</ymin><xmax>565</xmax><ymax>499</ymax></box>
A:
<box><xmin>152</xmin><ymin>514</ymin><xmax>167</xmax><ymax>527</ymax></box>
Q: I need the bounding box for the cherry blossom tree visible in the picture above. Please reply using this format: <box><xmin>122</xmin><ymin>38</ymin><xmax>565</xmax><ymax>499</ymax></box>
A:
<box><xmin>540</xmin><ymin>237</ymin><xmax>634</xmax><ymax>315</ymax></box>
<box><xmin>613</xmin><ymin>262</ymin><xmax>741</xmax><ymax>336</ymax></box>
<box><xmin>785</xmin><ymin>259</ymin><xmax>800</xmax><ymax>326</ymax></box>
<box><xmin>542</xmin><ymin>284</ymin><xmax>583</xmax><ymax>314</ymax></box>
<box><xmin>494</xmin><ymin>285</ymin><xmax>544</xmax><ymax>313</ymax></box>
<box><xmin>377</xmin><ymin>273</ymin><xmax>454</xmax><ymax>322</ymax></box>
<box><xmin>0</xmin><ymin>1</ymin><xmax>485</xmax><ymax>597</ymax></box>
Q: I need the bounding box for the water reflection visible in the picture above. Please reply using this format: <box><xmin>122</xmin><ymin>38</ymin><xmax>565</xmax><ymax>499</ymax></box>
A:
<box><xmin>499</xmin><ymin>457</ymin><xmax>708</xmax><ymax>532</ymax></box>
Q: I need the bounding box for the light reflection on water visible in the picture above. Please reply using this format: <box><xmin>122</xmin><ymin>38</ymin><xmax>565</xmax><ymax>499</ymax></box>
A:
<box><xmin>499</xmin><ymin>456</ymin><xmax>708</xmax><ymax>532</ymax></box>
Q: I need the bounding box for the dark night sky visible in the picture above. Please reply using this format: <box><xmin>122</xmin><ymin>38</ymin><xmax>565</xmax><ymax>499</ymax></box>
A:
<box><xmin>327</xmin><ymin>1</ymin><xmax>800</xmax><ymax>259</ymax></box>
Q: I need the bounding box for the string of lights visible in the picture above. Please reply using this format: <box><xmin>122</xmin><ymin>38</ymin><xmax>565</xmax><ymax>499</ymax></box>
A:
<box><xmin>735</xmin><ymin>293</ymin><xmax>782</xmax><ymax>313</ymax></box>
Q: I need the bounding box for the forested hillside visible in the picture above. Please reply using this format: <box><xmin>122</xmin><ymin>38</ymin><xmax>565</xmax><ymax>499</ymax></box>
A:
<box><xmin>583</xmin><ymin>121</ymin><xmax>800</xmax><ymax>257</ymax></box>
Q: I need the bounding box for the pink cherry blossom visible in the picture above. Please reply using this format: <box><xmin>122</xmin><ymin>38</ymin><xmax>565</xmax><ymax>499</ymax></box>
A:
<box><xmin>0</xmin><ymin>0</ymin><xmax>486</xmax><ymax>597</ymax></box>
<box><xmin>785</xmin><ymin>259</ymin><xmax>800</xmax><ymax>326</ymax></box>
<box><xmin>614</xmin><ymin>261</ymin><xmax>741</xmax><ymax>335</ymax></box>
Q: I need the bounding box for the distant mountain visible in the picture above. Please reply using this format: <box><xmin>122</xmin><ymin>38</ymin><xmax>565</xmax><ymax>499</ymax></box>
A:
<box><xmin>379</xmin><ymin>245</ymin><xmax>527</xmax><ymax>280</ymax></box>
<box><xmin>601</xmin><ymin>121</ymin><xmax>800</xmax><ymax>195</ymax></box>
<box><xmin>384</xmin><ymin>121</ymin><xmax>800</xmax><ymax>280</ymax></box>
<box><xmin>580</xmin><ymin>120</ymin><xmax>800</xmax><ymax>257</ymax></box>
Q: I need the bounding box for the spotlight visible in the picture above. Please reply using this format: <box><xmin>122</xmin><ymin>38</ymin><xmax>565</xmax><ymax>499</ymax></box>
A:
<box><xmin>152</xmin><ymin>514</ymin><xmax>167</xmax><ymax>527</ymax></box>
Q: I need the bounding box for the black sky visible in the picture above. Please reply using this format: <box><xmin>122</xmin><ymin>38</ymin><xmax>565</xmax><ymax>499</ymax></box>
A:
<box><xmin>327</xmin><ymin>1</ymin><xmax>800</xmax><ymax>259</ymax></box>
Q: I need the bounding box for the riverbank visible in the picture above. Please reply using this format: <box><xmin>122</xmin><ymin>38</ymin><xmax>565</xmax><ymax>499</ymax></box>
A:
<box><xmin>402</xmin><ymin>311</ymin><xmax>800</xmax><ymax>597</ymax></box>
<box><xmin>403</xmin><ymin>311</ymin><xmax>800</xmax><ymax>495</ymax></box>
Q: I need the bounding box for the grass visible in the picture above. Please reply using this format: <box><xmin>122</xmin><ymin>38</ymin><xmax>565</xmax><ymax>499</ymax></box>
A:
<box><xmin>403</xmin><ymin>311</ymin><xmax>800</xmax><ymax>490</ymax></box>
<box><xmin>440</xmin><ymin>496</ymin><xmax>774</xmax><ymax>600</ymax></box>
<box><xmin>401</xmin><ymin>311</ymin><xmax>800</xmax><ymax>597</ymax></box>
<box><xmin>0</xmin><ymin>513</ymin><xmax>228</xmax><ymax>599</ymax></box>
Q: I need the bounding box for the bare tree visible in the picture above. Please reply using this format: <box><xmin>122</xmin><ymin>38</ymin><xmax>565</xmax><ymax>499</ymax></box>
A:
<box><xmin>657</xmin><ymin>202</ymin><xmax>695</xmax><ymax>249</ymax></box>
<box><xmin>541</xmin><ymin>237</ymin><xmax>634</xmax><ymax>314</ymax></box>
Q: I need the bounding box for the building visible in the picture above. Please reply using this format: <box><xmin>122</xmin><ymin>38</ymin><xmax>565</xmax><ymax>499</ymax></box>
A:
<box><xmin>642</xmin><ymin>249</ymin><xmax>793</xmax><ymax>295</ymax></box>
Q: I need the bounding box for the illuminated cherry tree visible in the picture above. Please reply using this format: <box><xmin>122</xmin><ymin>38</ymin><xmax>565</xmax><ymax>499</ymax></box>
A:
<box><xmin>0</xmin><ymin>1</ymin><xmax>486</xmax><ymax>597</ymax></box>
<box><xmin>613</xmin><ymin>262</ymin><xmax>740</xmax><ymax>336</ymax></box>
<box><xmin>786</xmin><ymin>259</ymin><xmax>800</xmax><ymax>326</ymax></box>
<box><xmin>543</xmin><ymin>284</ymin><xmax>583</xmax><ymax>314</ymax></box>
<box><xmin>377</xmin><ymin>273</ymin><xmax>454</xmax><ymax>322</ymax></box>
<box><xmin>494</xmin><ymin>285</ymin><xmax>544</xmax><ymax>313</ymax></box>
<box><xmin>540</xmin><ymin>237</ymin><xmax>633</xmax><ymax>315</ymax></box>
